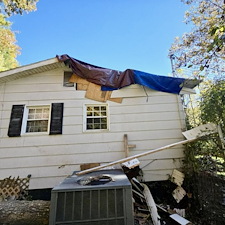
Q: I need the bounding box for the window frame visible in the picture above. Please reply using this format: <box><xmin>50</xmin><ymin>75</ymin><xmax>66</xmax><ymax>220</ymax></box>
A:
<box><xmin>83</xmin><ymin>104</ymin><xmax>110</xmax><ymax>132</ymax></box>
<box><xmin>21</xmin><ymin>105</ymin><xmax>51</xmax><ymax>135</ymax></box>
<box><xmin>63</xmin><ymin>71</ymin><xmax>74</xmax><ymax>87</ymax></box>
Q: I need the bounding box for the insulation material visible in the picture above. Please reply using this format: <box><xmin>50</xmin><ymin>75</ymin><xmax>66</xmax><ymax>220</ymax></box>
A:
<box><xmin>172</xmin><ymin>186</ymin><xmax>186</xmax><ymax>203</ymax></box>
<box><xmin>171</xmin><ymin>169</ymin><xmax>185</xmax><ymax>186</ymax></box>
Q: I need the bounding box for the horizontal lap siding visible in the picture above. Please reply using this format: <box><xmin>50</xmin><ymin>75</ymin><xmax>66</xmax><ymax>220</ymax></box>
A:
<box><xmin>0</xmin><ymin>68</ymin><xmax>186</xmax><ymax>189</ymax></box>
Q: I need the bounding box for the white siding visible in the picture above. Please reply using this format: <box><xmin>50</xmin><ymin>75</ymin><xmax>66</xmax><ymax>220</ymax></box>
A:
<box><xmin>0</xmin><ymin>68</ymin><xmax>186</xmax><ymax>189</ymax></box>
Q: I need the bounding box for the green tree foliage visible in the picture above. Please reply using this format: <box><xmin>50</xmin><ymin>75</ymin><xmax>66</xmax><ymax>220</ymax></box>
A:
<box><xmin>170</xmin><ymin>0</ymin><xmax>225</xmax><ymax>79</ymax></box>
<box><xmin>0</xmin><ymin>0</ymin><xmax>38</xmax><ymax>72</ymax></box>
<box><xmin>184</xmin><ymin>79</ymin><xmax>225</xmax><ymax>175</ymax></box>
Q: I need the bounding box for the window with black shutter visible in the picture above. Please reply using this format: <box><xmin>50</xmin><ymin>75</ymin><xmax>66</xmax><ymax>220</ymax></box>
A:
<box><xmin>50</xmin><ymin>103</ymin><xmax>64</xmax><ymax>135</ymax></box>
<box><xmin>8</xmin><ymin>103</ymin><xmax>64</xmax><ymax>136</ymax></box>
<box><xmin>8</xmin><ymin>105</ymin><xmax>24</xmax><ymax>137</ymax></box>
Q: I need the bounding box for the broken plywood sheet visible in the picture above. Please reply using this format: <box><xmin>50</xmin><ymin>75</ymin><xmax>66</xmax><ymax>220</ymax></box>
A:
<box><xmin>172</xmin><ymin>186</ymin><xmax>186</xmax><ymax>203</ymax></box>
<box><xmin>77</xmin><ymin>83</ymin><xmax>89</xmax><ymax>90</ymax></box>
<box><xmin>85</xmin><ymin>82</ymin><xmax>111</xmax><ymax>102</ymax></box>
<box><xmin>171</xmin><ymin>169</ymin><xmax>184</xmax><ymax>186</ymax></box>
<box><xmin>69</xmin><ymin>74</ymin><xmax>90</xmax><ymax>85</ymax></box>
<box><xmin>70</xmin><ymin>74</ymin><xmax>122</xmax><ymax>103</ymax></box>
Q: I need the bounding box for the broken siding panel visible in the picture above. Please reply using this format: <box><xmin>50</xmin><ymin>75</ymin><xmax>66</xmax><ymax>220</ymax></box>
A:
<box><xmin>143</xmin><ymin>170</ymin><xmax>174</xmax><ymax>181</ymax></box>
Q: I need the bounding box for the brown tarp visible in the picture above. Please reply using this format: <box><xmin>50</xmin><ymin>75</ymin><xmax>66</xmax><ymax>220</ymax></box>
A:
<box><xmin>57</xmin><ymin>54</ymin><xmax>135</xmax><ymax>89</ymax></box>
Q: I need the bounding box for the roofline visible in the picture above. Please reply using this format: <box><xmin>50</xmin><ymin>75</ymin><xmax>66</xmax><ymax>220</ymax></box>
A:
<box><xmin>0</xmin><ymin>57</ymin><xmax>58</xmax><ymax>78</ymax></box>
<box><xmin>0</xmin><ymin>57</ymin><xmax>67</xmax><ymax>84</ymax></box>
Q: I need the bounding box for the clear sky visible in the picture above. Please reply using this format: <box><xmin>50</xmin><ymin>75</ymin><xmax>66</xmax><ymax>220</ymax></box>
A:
<box><xmin>11</xmin><ymin>0</ymin><xmax>190</xmax><ymax>76</ymax></box>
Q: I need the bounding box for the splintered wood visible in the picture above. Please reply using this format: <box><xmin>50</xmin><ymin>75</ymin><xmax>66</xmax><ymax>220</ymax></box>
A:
<box><xmin>0</xmin><ymin>175</ymin><xmax>31</xmax><ymax>201</ymax></box>
<box><xmin>69</xmin><ymin>74</ymin><xmax>123</xmax><ymax>103</ymax></box>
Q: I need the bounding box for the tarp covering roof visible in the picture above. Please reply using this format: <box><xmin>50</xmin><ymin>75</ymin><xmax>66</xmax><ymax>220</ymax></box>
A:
<box><xmin>57</xmin><ymin>54</ymin><xmax>199</xmax><ymax>95</ymax></box>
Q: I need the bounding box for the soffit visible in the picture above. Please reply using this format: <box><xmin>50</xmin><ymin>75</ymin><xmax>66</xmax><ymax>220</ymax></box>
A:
<box><xmin>0</xmin><ymin>58</ymin><xmax>67</xmax><ymax>84</ymax></box>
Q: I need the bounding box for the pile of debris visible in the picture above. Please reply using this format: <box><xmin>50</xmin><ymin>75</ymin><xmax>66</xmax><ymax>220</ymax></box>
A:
<box><xmin>123</xmin><ymin>162</ymin><xmax>192</xmax><ymax>225</ymax></box>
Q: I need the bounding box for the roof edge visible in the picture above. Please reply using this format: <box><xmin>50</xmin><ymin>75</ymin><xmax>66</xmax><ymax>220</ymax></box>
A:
<box><xmin>0</xmin><ymin>57</ymin><xmax>59</xmax><ymax>79</ymax></box>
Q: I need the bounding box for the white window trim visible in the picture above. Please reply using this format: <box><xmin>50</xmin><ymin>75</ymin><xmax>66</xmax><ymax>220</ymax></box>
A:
<box><xmin>21</xmin><ymin>104</ymin><xmax>51</xmax><ymax>135</ymax></box>
<box><xmin>83</xmin><ymin>104</ymin><xmax>110</xmax><ymax>132</ymax></box>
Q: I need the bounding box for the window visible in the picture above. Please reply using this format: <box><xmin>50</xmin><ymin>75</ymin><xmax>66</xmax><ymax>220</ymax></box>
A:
<box><xmin>26</xmin><ymin>106</ymin><xmax>50</xmax><ymax>133</ymax></box>
<box><xmin>63</xmin><ymin>72</ymin><xmax>74</xmax><ymax>87</ymax></box>
<box><xmin>84</xmin><ymin>105</ymin><xmax>109</xmax><ymax>131</ymax></box>
<box><xmin>8</xmin><ymin>103</ymin><xmax>64</xmax><ymax>137</ymax></box>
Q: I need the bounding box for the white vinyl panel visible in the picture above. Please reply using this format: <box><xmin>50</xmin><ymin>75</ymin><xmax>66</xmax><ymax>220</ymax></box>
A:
<box><xmin>110</xmin><ymin>121</ymin><xmax>182</xmax><ymax>133</ymax></box>
<box><xmin>129</xmin><ymin>139</ymin><xmax>184</xmax><ymax>151</ymax></box>
<box><xmin>29</xmin><ymin>176</ymin><xmax>76</xmax><ymax>189</ymax></box>
<box><xmin>0</xmin><ymin>129</ymin><xmax>184</xmax><ymax>148</ymax></box>
<box><xmin>3</xmin><ymin>90</ymin><xmax>86</xmax><ymax>102</ymax></box>
<box><xmin>4</xmin><ymin>83</ymin><xmax>74</xmax><ymax>93</ymax></box>
<box><xmin>115</xmin><ymin>94</ymin><xmax>182</xmax><ymax>106</ymax></box>
<box><xmin>63</xmin><ymin>115</ymin><xmax>83</xmax><ymax>126</ymax></box>
<box><xmin>0</xmin><ymin>141</ymin><xmax>124</xmax><ymax>158</ymax></box>
<box><xmin>0</xmin><ymin>151</ymin><xmax>124</xmax><ymax>169</ymax></box>
<box><xmin>110</xmin><ymin>112</ymin><xmax>179</xmax><ymax>123</ymax></box>
<box><xmin>110</xmin><ymin>103</ymin><xmax>178</xmax><ymax>115</ymax></box>
<box><xmin>142</xmin><ymin>169</ymin><xmax>174</xmax><ymax>182</ymax></box>
<box><xmin>140</xmin><ymin>158</ymin><xmax>182</xmax><ymax>171</ymax></box>
<box><xmin>130</xmin><ymin>148</ymin><xmax>184</xmax><ymax>161</ymax></box>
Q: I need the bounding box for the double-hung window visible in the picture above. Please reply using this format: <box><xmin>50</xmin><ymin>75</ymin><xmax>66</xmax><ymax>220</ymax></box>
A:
<box><xmin>26</xmin><ymin>106</ymin><xmax>50</xmax><ymax>133</ymax></box>
<box><xmin>8</xmin><ymin>103</ymin><xmax>64</xmax><ymax>137</ymax></box>
<box><xmin>84</xmin><ymin>104</ymin><xmax>109</xmax><ymax>131</ymax></box>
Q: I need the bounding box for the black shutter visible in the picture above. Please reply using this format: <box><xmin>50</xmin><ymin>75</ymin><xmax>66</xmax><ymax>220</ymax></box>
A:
<box><xmin>50</xmin><ymin>103</ymin><xmax>64</xmax><ymax>135</ymax></box>
<box><xmin>8</xmin><ymin>105</ymin><xmax>24</xmax><ymax>137</ymax></box>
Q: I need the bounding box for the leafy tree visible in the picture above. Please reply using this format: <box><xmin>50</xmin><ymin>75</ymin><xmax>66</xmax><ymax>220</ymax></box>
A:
<box><xmin>0</xmin><ymin>0</ymin><xmax>38</xmax><ymax>72</ymax></box>
<box><xmin>170</xmin><ymin>0</ymin><xmax>225</xmax><ymax>79</ymax></box>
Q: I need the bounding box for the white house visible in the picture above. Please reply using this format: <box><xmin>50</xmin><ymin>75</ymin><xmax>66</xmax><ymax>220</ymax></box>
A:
<box><xmin>0</xmin><ymin>55</ymin><xmax>199</xmax><ymax>190</ymax></box>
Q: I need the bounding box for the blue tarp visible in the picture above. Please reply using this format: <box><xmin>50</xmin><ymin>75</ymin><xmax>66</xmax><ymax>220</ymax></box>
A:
<box><xmin>102</xmin><ymin>70</ymin><xmax>185</xmax><ymax>94</ymax></box>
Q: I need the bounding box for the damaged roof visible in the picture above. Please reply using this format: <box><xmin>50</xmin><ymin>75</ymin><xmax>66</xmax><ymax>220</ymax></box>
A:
<box><xmin>0</xmin><ymin>54</ymin><xmax>201</xmax><ymax>94</ymax></box>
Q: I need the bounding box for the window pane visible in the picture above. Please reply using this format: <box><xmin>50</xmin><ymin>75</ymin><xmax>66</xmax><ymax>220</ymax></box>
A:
<box><xmin>94</xmin><ymin>124</ymin><xmax>100</xmax><ymax>129</ymax></box>
<box><xmin>101</xmin><ymin>118</ymin><xmax>107</xmax><ymax>123</ymax></box>
<box><xmin>35</xmin><ymin>113</ymin><xmax>42</xmax><ymax>119</ymax></box>
<box><xmin>94</xmin><ymin>118</ymin><xmax>100</xmax><ymax>124</ymax></box>
<box><xmin>94</xmin><ymin>111</ymin><xmax>100</xmax><ymax>116</ymax></box>
<box><xmin>87</xmin><ymin>106</ymin><xmax>93</xmax><ymax>111</ymax></box>
<box><xmin>85</xmin><ymin>105</ymin><xmax>108</xmax><ymax>130</ymax></box>
<box><xmin>36</xmin><ymin>109</ymin><xmax>42</xmax><ymax>113</ymax></box>
<box><xmin>28</xmin><ymin>114</ymin><xmax>35</xmax><ymax>119</ymax></box>
<box><xmin>87</xmin><ymin>111</ymin><xmax>92</xmax><ymax>116</ymax></box>
<box><xmin>101</xmin><ymin>111</ymin><xmax>106</xmax><ymax>116</ymax></box>
<box><xmin>101</xmin><ymin>124</ymin><xmax>107</xmax><ymax>129</ymax></box>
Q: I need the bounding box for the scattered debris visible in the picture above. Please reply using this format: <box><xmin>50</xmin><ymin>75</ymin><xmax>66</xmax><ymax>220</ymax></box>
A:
<box><xmin>171</xmin><ymin>169</ymin><xmax>185</xmax><ymax>186</ymax></box>
<box><xmin>172</xmin><ymin>186</ymin><xmax>187</xmax><ymax>203</ymax></box>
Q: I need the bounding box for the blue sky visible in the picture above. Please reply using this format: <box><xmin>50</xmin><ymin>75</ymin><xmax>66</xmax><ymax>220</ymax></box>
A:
<box><xmin>11</xmin><ymin>0</ymin><xmax>190</xmax><ymax>76</ymax></box>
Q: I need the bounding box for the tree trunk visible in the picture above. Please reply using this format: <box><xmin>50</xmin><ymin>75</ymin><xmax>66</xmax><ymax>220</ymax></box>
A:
<box><xmin>0</xmin><ymin>200</ymin><xmax>50</xmax><ymax>225</ymax></box>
